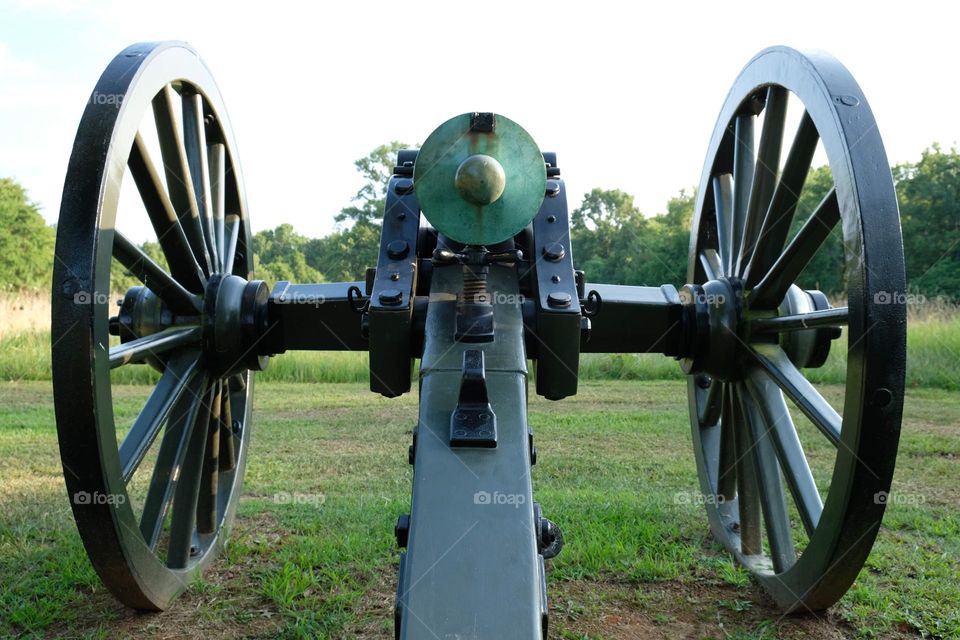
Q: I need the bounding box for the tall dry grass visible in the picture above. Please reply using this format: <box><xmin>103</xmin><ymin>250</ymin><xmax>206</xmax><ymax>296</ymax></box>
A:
<box><xmin>0</xmin><ymin>291</ymin><xmax>49</xmax><ymax>338</ymax></box>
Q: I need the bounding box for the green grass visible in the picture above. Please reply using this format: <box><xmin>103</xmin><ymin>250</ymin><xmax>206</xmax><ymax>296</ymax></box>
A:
<box><xmin>6</xmin><ymin>316</ymin><xmax>960</xmax><ymax>389</ymax></box>
<box><xmin>0</xmin><ymin>380</ymin><xmax>957</xmax><ymax>639</ymax></box>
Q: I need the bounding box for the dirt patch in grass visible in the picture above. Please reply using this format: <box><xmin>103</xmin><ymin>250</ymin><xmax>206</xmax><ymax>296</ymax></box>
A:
<box><xmin>39</xmin><ymin>512</ymin><xmax>285</xmax><ymax>640</ymax></box>
<box><xmin>548</xmin><ymin>578</ymin><xmax>911</xmax><ymax>640</ymax></box>
<box><xmin>334</xmin><ymin>568</ymin><xmax>396</xmax><ymax>639</ymax></box>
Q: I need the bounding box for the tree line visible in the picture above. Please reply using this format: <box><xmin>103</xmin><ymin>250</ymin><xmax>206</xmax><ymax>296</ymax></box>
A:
<box><xmin>1</xmin><ymin>144</ymin><xmax>957</xmax><ymax>300</ymax></box>
<box><xmin>253</xmin><ymin>143</ymin><xmax>960</xmax><ymax>299</ymax></box>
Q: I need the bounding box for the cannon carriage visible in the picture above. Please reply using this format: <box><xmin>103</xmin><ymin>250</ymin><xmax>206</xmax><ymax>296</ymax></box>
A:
<box><xmin>51</xmin><ymin>41</ymin><xmax>905</xmax><ymax>638</ymax></box>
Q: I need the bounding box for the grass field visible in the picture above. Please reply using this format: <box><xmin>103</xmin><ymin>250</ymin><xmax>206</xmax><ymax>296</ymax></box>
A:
<box><xmin>0</xmin><ymin>380</ymin><xmax>957</xmax><ymax>639</ymax></box>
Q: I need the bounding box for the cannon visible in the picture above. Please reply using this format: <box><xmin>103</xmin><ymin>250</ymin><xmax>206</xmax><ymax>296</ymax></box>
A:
<box><xmin>51</xmin><ymin>42</ymin><xmax>906</xmax><ymax>637</ymax></box>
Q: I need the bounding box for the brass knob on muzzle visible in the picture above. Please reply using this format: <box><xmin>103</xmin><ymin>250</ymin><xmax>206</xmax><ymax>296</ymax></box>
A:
<box><xmin>455</xmin><ymin>154</ymin><xmax>506</xmax><ymax>206</ymax></box>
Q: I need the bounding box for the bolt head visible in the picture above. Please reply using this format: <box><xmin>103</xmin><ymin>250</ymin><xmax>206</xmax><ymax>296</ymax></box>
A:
<box><xmin>378</xmin><ymin>289</ymin><xmax>403</xmax><ymax>306</ymax></box>
<box><xmin>547</xmin><ymin>292</ymin><xmax>572</xmax><ymax>308</ymax></box>
<box><xmin>387</xmin><ymin>240</ymin><xmax>409</xmax><ymax>260</ymax></box>
<box><xmin>542</xmin><ymin>243</ymin><xmax>565</xmax><ymax>262</ymax></box>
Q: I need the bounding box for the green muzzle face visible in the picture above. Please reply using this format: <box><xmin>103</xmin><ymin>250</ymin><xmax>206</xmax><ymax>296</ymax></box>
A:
<box><xmin>414</xmin><ymin>112</ymin><xmax>546</xmax><ymax>246</ymax></box>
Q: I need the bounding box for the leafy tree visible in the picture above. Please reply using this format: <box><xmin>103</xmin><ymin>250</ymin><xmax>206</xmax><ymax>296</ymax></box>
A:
<box><xmin>642</xmin><ymin>190</ymin><xmax>694</xmax><ymax>285</ymax></box>
<box><xmin>895</xmin><ymin>145</ymin><xmax>960</xmax><ymax>298</ymax></box>
<box><xmin>571</xmin><ymin>188</ymin><xmax>647</xmax><ymax>284</ymax></box>
<box><xmin>253</xmin><ymin>223</ymin><xmax>324</xmax><ymax>283</ymax></box>
<box><xmin>297</xmin><ymin>142</ymin><xmax>415</xmax><ymax>281</ymax></box>
<box><xmin>110</xmin><ymin>240</ymin><xmax>167</xmax><ymax>293</ymax></box>
<box><xmin>571</xmin><ymin>188</ymin><xmax>693</xmax><ymax>287</ymax></box>
<box><xmin>335</xmin><ymin>142</ymin><xmax>412</xmax><ymax>225</ymax></box>
<box><xmin>0</xmin><ymin>178</ymin><xmax>54</xmax><ymax>291</ymax></box>
<box><xmin>790</xmin><ymin>165</ymin><xmax>843</xmax><ymax>294</ymax></box>
<box><xmin>304</xmin><ymin>223</ymin><xmax>380</xmax><ymax>282</ymax></box>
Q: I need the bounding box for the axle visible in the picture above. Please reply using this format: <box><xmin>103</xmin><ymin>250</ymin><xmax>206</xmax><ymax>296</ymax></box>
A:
<box><xmin>110</xmin><ymin>274</ymin><xmax>843</xmax><ymax>387</ymax></box>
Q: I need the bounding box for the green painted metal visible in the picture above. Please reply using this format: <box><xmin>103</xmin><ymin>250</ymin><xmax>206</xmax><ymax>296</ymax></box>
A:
<box><xmin>398</xmin><ymin>263</ymin><xmax>544</xmax><ymax>639</ymax></box>
<box><xmin>414</xmin><ymin>113</ymin><xmax>546</xmax><ymax>246</ymax></box>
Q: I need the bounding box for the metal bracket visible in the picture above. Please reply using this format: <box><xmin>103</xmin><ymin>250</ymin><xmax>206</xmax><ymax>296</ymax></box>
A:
<box><xmin>449</xmin><ymin>350</ymin><xmax>497</xmax><ymax>448</ymax></box>
<box><xmin>529</xmin><ymin>158</ymin><xmax>582</xmax><ymax>400</ymax></box>
<box><xmin>368</xmin><ymin>151</ymin><xmax>421</xmax><ymax>397</ymax></box>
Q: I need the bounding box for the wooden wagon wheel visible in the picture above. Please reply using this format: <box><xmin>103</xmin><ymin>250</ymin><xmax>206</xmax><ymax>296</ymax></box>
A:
<box><xmin>52</xmin><ymin>41</ymin><xmax>264</xmax><ymax>610</ymax></box>
<box><xmin>685</xmin><ymin>47</ymin><xmax>906</xmax><ymax>612</ymax></box>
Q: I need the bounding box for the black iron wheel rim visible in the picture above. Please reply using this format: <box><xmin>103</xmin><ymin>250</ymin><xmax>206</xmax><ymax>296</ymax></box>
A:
<box><xmin>685</xmin><ymin>47</ymin><xmax>906</xmax><ymax>612</ymax></box>
<box><xmin>51</xmin><ymin>41</ymin><xmax>255</xmax><ymax>610</ymax></box>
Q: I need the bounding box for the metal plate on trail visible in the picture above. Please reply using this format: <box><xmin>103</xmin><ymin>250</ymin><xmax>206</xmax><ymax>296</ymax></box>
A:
<box><xmin>414</xmin><ymin>112</ymin><xmax>546</xmax><ymax>246</ymax></box>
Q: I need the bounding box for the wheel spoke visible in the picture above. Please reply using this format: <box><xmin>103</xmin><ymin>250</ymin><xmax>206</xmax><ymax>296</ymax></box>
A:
<box><xmin>223</xmin><ymin>214</ymin><xmax>241</xmax><ymax>276</ymax></box>
<box><xmin>731</xmin><ymin>114</ymin><xmax>755</xmax><ymax>275</ymax></box>
<box><xmin>731</xmin><ymin>384</ymin><xmax>762</xmax><ymax>555</ymax></box>
<box><xmin>229</xmin><ymin>372</ymin><xmax>247</xmax><ymax>393</ymax></box>
<box><xmin>219</xmin><ymin>378</ymin><xmax>237</xmax><ymax>472</ymax></box>
<box><xmin>700</xmin><ymin>248</ymin><xmax>722</xmax><ymax>282</ymax></box>
<box><xmin>745</xmin><ymin>372</ymin><xmax>823</xmax><ymax>537</ymax></box>
<box><xmin>167</xmin><ymin>381</ymin><xmax>215</xmax><ymax>568</ymax></box>
<box><xmin>738</xmin><ymin>87</ymin><xmax>788</xmax><ymax>276</ymax></box>
<box><xmin>738</xmin><ymin>383</ymin><xmax>797</xmax><ymax>572</ymax></box>
<box><xmin>139</xmin><ymin>372</ymin><xmax>208</xmax><ymax>550</ymax></box>
<box><xmin>128</xmin><ymin>133</ymin><xmax>206</xmax><ymax>293</ymax></box>
<box><xmin>113</xmin><ymin>231</ymin><xmax>201</xmax><ymax>314</ymax></box>
<box><xmin>749</xmin><ymin>189</ymin><xmax>841</xmax><ymax>309</ymax></box>
<box><xmin>750</xmin><ymin>343</ymin><xmax>842</xmax><ymax>447</ymax></box>
<box><xmin>152</xmin><ymin>84</ymin><xmax>213</xmax><ymax>276</ymax></box>
<box><xmin>109</xmin><ymin>326</ymin><xmax>201</xmax><ymax>369</ymax></box>
<box><xmin>119</xmin><ymin>351</ymin><xmax>202</xmax><ymax>483</ymax></box>
<box><xmin>182</xmin><ymin>91</ymin><xmax>219</xmax><ymax>273</ymax></box>
<box><xmin>717</xmin><ymin>385</ymin><xmax>736</xmax><ymax>501</ymax></box>
<box><xmin>197</xmin><ymin>380</ymin><xmax>222</xmax><ymax>535</ymax></box>
<box><xmin>752</xmin><ymin>306</ymin><xmax>848</xmax><ymax>334</ymax></box>
<box><xmin>699</xmin><ymin>378</ymin><xmax>722</xmax><ymax>426</ymax></box>
<box><xmin>712</xmin><ymin>174</ymin><xmax>734</xmax><ymax>275</ymax></box>
<box><xmin>209</xmin><ymin>143</ymin><xmax>227</xmax><ymax>273</ymax></box>
<box><xmin>743</xmin><ymin>112</ymin><xmax>820</xmax><ymax>292</ymax></box>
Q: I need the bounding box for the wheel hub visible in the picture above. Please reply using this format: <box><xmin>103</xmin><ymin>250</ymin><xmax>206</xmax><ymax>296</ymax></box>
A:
<box><xmin>680</xmin><ymin>278</ymin><xmax>839</xmax><ymax>381</ymax></box>
<box><xmin>113</xmin><ymin>286</ymin><xmax>172</xmax><ymax>342</ymax></box>
<box><xmin>776</xmin><ymin>287</ymin><xmax>841</xmax><ymax>369</ymax></box>
<box><xmin>111</xmin><ymin>276</ymin><xmax>270</xmax><ymax>377</ymax></box>
<box><xmin>680</xmin><ymin>277</ymin><xmax>746</xmax><ymax>380</ymax></box>
<box><xmin>202</xmin><ymin>275</ymin><xmax>270</xmax><ymax>377</ymax></box>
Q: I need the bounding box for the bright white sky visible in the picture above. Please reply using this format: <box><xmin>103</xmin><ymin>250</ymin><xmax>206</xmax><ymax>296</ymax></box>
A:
<box><xmin>0</xmin><ymin>0</ymin><xmax>956</xmax><ymax>242</ymax></box>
